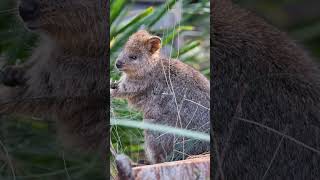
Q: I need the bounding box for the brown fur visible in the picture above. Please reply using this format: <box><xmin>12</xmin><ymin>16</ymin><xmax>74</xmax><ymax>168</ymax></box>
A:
<box><xmin>111</xmin><ymin>30</ymin><xmax>210</xmax><ymax>163</ymax></box>
<box><xmin>212</xmin><ymin>0</ymin><xmax>320</xmax><ymax>179</ymax></box>
<box><xmin>0</xmin><ymin>0</ymin><xmax>108</xmax><ymax>152</ymax></box>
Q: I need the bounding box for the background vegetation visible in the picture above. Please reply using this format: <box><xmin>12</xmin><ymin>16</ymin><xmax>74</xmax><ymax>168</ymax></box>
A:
<box><xmin>238</xmin><ymin>0</ymin><xmax>320</xmax><ymax>58</ymax></box>
<box><xmin>0</xmin><ymin>1</ymin><xmax>105</xmax><ymax>180</ymax></box>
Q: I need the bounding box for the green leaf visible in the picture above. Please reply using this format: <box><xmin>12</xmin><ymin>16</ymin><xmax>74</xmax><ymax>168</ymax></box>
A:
<box><xmin>162</xmin><ymin>26</ymin><xmax>194</xmax><ymax>46</ymax></box>
<box><xmin>291</xmin><ymin>22</ymin><xmax>320</xmax><ymax>41</ymax></box>
<box><xmin>110</xmin><ymin>5</ymin><xmax>129</xmax><ymax>38</ymax></box>
<box><xmin>111</xmin><ymin>7</ymin><xmax>154</xmax><ymax>38</ymax></box>
<box><xmin>110</xmin><ymin>20</ymin><xmax>146</xmax><ymax>54</ymax></box>
<box><xmin>145</xmin><ymin>0</ymin><xmax>177</xmax><ymax>28</ymax></box>
<box><xmin>110</xmin><ymin>0</ymin><xmax>126</xmax><ymax>24</ymax></box>
<box><xmin>111</xmin><ymin>119</ymin><xmax>210</xmax><ymax>142</ymax></box>
<box><xmin>202</xmin><ymin>68</ymin><xmax>210</xmax><ymax>77</ymax></box>
<box><xmin>172</xmin><ymin>40</ymin><xmax>201</xmax><ymax>58</ymax></box>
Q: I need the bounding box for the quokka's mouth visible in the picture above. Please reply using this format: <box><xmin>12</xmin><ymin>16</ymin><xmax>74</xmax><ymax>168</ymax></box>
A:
<box><xmin>117</xmin><ymin>67</ymin><xmax>124</xmax><ymax>72</ymax></box>
<box><xmin>116</xmin><ymin>66</ymin><xmax>129</xmax><ymax>72</ymax></box>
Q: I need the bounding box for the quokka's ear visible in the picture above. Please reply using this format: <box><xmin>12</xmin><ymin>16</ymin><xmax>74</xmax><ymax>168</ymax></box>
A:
<box><xmin>147</xmin><ymin>36</ymin><xmax>161</xmax><ymax>54</ymax></box>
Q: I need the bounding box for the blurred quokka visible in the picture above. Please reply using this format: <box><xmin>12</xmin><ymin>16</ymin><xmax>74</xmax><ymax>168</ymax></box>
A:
<box><xmin>0</xmin><ymin>0</ymin><xmax>108</xmax><ymax>152</ymax></box>
<box><xmin>111</xmin><ymin>30</ymin><xmax>210</xmax><ymax>163</ymax></box>
<box><xmin>213</xmin><ymin>0</ymin><xmax>320</xmax><ymax>179</ymax></box>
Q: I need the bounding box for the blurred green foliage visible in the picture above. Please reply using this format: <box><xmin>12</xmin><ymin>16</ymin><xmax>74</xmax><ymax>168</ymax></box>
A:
<box><xmin>238</xmin><ymin>0</ymin><xmax>320</xmax><ymax>57</ymax></box>
<box><xmin>0</xmin><ymin>1</ymin><xmax>37</xmax><ymax>65</ymax></box>
<box><xmin>0</xmin><ymin>1</ymin><xmax>105</xmax><ymax>180</ymax></box>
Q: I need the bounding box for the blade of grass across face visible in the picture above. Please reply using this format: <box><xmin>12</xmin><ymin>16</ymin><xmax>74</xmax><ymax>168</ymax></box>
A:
<box><xmin>111</xmin><ymin>119</ymin><xmax>210</xmax><ymax>142</ymax></box>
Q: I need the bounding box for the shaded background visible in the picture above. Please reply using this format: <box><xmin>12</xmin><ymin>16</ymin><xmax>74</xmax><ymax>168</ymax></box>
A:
<box><xmin>237</xmin><ymin>0</ymin><xmax>320</xmax><ymax>58</ymax></box>
<box><xmin>0</xmin><ymin>1</ymin><xmax>105</xmax><ymax>180</ymax></box>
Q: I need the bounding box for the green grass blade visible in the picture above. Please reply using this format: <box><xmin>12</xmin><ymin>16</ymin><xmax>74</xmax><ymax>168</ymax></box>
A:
<box><xmin>202</xmin><ymin>68</ymin><xmax>210</xmax><ymax>77</ymax></box>
<box><xmin>111</xmin><ymin>119</ymin><xmax>210</xmax><ymax>142</ymax></box>
<box><xmin>145</xmin><ymin>0</ymin><xmax>177</xmax><ymax>28</ymax></box>
<box><xmin>172</xmin><ymin>40</ymin><xmax>201</xmax><ymax>58</ymax></box>
<box><xmin>162</xmin><ymin>26</ymin><xmax>194</xmax><ymax>46</ymax></box>
<box><xmin>110</xmin><ymin>21</ymin><xmax>146</xmax><ymax>53</ymax></box>
<box><xmin>110</xmin><ymin>5</ymin><xmax>129</xmax><ymax>39</ymax></box>
<box><xmin>110</xmin><ymin>0</ymin><xmax>126</xmax><ymax>24</ymax></box>
<box><xmin>112</xmin><ymin>7</ymin><xmax>154</xmax><ymax>38</ymax></box>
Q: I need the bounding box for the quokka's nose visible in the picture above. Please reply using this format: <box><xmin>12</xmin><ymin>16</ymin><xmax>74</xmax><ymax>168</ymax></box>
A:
<box><xmin>19</xmin><ymin>0</ymin><xmax>40</xmax><ymax>21</ymax></box>
<box><xmin>116</xmin><ymin>61</ymin><xmax>124</xmax><ymax>69</ymax></box>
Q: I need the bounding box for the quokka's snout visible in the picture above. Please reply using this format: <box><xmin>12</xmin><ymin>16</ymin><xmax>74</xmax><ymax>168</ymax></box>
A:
<box><xmin>115</xmin><ymin>53</ymin><xmax>129</xmax><ymax>71</ymax></box>
<box><xmin>116</xmin><ymin>61</ymin><xmax>124</xmax><ymax>69</ymax></box>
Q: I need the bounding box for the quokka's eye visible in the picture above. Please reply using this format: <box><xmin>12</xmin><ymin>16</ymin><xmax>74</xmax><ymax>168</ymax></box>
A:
<box><xmin>129</xmin><ymin>55</ymin><xmax>137</xmax><ymax>60</ymax></box>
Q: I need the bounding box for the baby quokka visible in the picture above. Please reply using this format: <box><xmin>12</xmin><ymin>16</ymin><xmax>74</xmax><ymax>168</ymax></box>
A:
<box><xmin>111</xmin><ymin>30</ymin><xmax>210</xmax><ymax>163</ymax></box>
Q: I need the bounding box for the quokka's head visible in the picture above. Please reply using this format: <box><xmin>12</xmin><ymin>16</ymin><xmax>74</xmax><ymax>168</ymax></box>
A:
<box><xmin>18</xmin><ymin>0</ymin><xmax>107</xmax><ymax>50</ymax></box>
<box><xmin>115</xmin><ymin>30</ymin><xmax>161</xmax><ymax>77</ymax></box>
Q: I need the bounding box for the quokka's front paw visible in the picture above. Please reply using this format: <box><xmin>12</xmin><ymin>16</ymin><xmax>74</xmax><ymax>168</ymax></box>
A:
<box><xmin>115</xmin><ymin>154</ymin><xmax>134</xmax><ymax>180</ymax></box>
<box><xmin>1</xmin><ymin>66</ymin><xmax>26</xmax><ymax>87</ymax></box>
<box><xmin>110</xmin><ymin>80</ymin><xmax>119</xmax><ymax>89</ymax></box>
